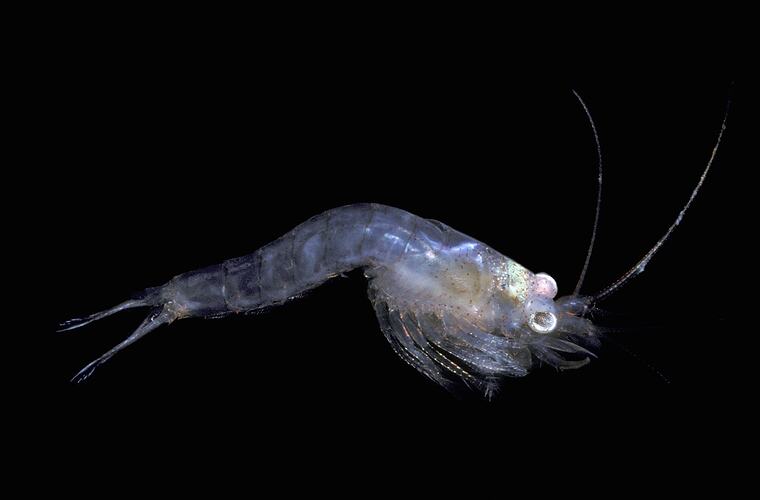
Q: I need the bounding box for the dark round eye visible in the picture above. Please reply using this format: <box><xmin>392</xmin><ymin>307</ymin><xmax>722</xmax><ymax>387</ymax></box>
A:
<box><xmin>529</xmin><ymin>311</ymin><xmax>557</xmax><ymax>333</ymax></box>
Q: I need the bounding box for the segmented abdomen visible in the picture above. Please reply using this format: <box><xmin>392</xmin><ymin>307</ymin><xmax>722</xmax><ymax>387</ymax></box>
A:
<box><xmin>221</xmin><ymin>204</ymin><xmax>448</xmax><ymax>311</ymax></box>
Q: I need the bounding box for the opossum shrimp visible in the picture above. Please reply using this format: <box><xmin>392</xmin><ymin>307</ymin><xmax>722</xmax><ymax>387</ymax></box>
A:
<box><xmin>61</xmin><ymin>93</ymin><xmax>730</xmax><ymax>397</ymax></box>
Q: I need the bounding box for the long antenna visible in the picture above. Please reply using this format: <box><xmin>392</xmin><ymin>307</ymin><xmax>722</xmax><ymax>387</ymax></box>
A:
<box><xmin>593</xmin><ymin>92</ymin><xmax>731</xmax><ymax>303</ymax></box>
<box><xmin>572</xmin><ymin>90</ymin><xmax>603</xmax><ymax>296</ymax></box>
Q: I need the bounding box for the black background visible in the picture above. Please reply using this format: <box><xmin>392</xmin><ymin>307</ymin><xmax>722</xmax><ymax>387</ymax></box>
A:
<box><xmin>20</xmin><ymin>16</ymin><xmax>749</xmax><ymax>464</ymax></box>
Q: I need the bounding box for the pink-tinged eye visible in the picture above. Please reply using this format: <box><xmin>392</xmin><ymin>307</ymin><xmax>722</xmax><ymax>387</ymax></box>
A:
<box><xmin>534</xmin><ymin>273</ymin><xmax>558</xmax><ymax>299</ymax></box>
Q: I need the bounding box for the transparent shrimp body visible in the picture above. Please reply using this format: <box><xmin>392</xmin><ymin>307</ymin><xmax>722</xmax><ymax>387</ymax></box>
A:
<box><xmin>63</xmin><ymin>204</ymin><xmax>597</xmax><ymax>392</ymax></box>
<box><xmin>63</xmin><ymin>90</ymin><xmax>728</xmax><ymax>396</ymax></box>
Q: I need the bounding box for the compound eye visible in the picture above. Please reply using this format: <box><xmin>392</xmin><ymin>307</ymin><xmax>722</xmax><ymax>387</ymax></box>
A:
<box><xmin>534</xmin><ymin>273</ymin><xmax>558</xmax><ymax>299</ymax></box>
<box><xmin>529</xmin><ymin>311</ymin><xmax>557</xmax><ymax>334</ymax></box>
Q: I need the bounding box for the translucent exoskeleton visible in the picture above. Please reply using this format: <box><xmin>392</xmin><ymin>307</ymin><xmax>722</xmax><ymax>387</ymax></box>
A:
<box><xmin>61</xmin><ymin>92</ymin><xmax>730</xmax><ymax>398</ymax></box>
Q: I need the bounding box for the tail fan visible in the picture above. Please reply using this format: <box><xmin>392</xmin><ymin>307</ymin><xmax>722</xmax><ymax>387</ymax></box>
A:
<box><xmin>70</xmin><ymin>306</ymin><xmax>175</xmax><ymax>383</ymax></box>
